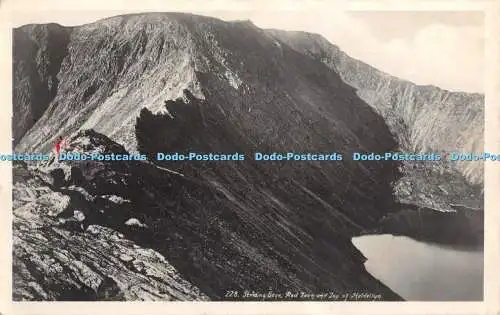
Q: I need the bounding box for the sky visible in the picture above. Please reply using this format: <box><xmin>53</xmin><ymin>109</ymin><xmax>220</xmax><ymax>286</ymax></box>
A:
<box><xmin>8</xmin><ymin>1</ymin><xmax>486</xmax><ymax>93</ymax></box>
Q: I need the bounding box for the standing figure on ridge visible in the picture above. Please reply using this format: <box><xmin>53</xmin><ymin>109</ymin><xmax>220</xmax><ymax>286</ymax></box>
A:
<box><xmin>54</xmin><ymin>136</ymin><xmax>68</xmax><ymax>160</ymax></box>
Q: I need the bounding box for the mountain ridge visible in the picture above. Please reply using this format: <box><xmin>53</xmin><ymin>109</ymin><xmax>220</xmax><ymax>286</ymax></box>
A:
<box><xmin>14</xmin><ymin>17</ymin><xmax>485</xmax><ymax>188</ymax></box>
<box><xmin>266</xmin><ymin>29</ymin><xmax>484</xmax><ymax>96</ymax></box>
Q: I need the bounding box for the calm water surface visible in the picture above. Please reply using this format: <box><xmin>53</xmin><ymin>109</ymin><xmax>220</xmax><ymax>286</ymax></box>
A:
<box><xmin>352</xmin><ymin>234</ymin><xmax>483</xmax><ymax>301</ymax></box>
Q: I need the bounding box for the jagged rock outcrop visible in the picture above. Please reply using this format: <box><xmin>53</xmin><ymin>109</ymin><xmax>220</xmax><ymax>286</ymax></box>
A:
<box><xmin>393</xmin><ymin>160</ymin><xmax>483</xmax><ymax>211</ymax></box>
<box><xmin>266</xmin><ymin>30</ymin><xmax>484</xmax><ymax>185</ymax></box>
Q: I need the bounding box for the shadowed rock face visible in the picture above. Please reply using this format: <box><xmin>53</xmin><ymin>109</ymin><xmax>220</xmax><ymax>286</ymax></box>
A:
<box><xmin>373</xmin><ymin>204</ymin><xmax>484</xmax><ymax>249</ymax></box>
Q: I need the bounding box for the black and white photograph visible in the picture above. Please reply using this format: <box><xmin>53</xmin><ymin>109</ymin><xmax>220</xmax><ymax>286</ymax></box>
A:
<box><xmin>2</xmin><ymin>0</ymin><xmax>496</xmax><ymax>309</ymax></box>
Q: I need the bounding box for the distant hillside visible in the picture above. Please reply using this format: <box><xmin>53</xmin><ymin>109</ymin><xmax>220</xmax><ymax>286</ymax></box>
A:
<box><xmin>266</xmin><ymin>29</ymin><xmax>484</xmax><ymax>185</ymax></box>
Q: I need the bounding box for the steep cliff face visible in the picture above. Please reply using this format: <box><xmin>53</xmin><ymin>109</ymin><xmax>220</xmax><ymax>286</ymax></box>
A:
<box><xmin>266</xmin><ymin>30</ymin><xmax>484</xmax><ymax>185</ymax></box>
<box><xmin>12</xmin><ymin>24</ymin><xmax>71</xmax><ymax>144</ymax></box>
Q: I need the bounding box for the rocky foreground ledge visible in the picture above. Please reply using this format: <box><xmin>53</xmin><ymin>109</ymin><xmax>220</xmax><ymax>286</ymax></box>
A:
<box><xmin>13</xmin><ymin>160</ymin><xmax>209</xmax><ymax>301</ymax></box>
<box><xmin>13</xmin><ymin>130</ymin><xmax>402</xmax><ymax>301</ymax></box>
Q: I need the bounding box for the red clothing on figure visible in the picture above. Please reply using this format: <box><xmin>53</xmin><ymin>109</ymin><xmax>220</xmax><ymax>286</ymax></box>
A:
<box><xmin>55</xmin><ymin>138</ymin><xmax>64</xmax><ymax>159</ymax></box>
<box><xmin>55</xmin><ymin>142</ymin><xmax>61</xmax><ymax>155</ymax></box>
